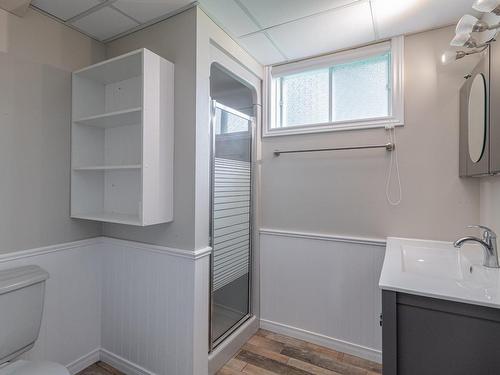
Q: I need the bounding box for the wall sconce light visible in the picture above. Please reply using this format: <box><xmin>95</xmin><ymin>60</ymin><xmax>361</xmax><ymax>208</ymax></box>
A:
<box><xmin>473</xmin><ymin>0</ymin><xmax>500</xmax><ymax>15</ymax></box>
<box><xmin>451</xmin><ymin>33</ymin><xmax>488</xmax><ymax>48</ymax></box>
<box><xmin>456</xmin><ymin>14</ymin><xmax>499</xmax><ymax>33</ymax></box>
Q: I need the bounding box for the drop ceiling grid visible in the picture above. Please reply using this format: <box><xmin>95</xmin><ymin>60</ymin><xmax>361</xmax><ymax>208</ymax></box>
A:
<box><xmin>233</xmin><ymin>0</ymin><xmax>377</xmax><ymax>65</ymax></box>
<box><xmin>30</xmin><ymin>0</ymin><xmax>196</xmax><ymax>43</ymax></box>
<box><xmin>232</xmin><ymin>0</ymin><xmax>288</xmax><ymax>61</ymax></box>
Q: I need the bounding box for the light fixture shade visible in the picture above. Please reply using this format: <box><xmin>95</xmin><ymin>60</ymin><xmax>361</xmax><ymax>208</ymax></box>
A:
<box><xmin>441</xmin><ymin>50</ymin><xmax>458</xmax><ymax>65</ymax></box>
<box><xmin>456</xmin><ymin>15</ymin><xmax>479</xmax><ymax>34</ymax></box>
<box><xmin>451</xmin><ymin>33</ymin><xmax>471</xmax><ymax>47</ymax></box>
<box><xmin>473</xmin><ymin>0</ymin><xmax>500</xmax><ymax>12</ymax></box>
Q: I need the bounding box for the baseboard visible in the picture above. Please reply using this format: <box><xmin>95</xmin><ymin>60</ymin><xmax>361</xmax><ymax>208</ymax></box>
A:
<box><xmin>100</xmin><ymin>349</ymin><xmax>155</xmax><ymax>375</ymax></box>
<box><xmin>66</xmin><ymin>348</ymin><xmax>101</xmax><ymax>375</ymax></box>
<box><xmin>260</xmin><ymin>319</ymin><xmax>382</xmax><ymax>364</ymax></box>
<box><xmin>208</xmin><ymin>316</ymin><xmax>259</xmax><ymax>375</ymax></box>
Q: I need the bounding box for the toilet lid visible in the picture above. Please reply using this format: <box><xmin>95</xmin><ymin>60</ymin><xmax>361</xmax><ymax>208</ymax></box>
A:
<box><xmin>0</xmin><ymin>360</ymin><xmax>69</xmax><ymax>375</ymax></box>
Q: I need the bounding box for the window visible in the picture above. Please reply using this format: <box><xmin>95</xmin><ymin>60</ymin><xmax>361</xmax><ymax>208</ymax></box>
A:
<box><xmin>265</xmin><ymin>37</ymin><xmax>404</xmax><ymax>136</ymax></box>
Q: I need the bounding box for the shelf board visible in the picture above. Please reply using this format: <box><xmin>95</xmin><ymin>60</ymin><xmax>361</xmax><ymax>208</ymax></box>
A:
<box><xmin>73</xmin><ymin>165</ymin><xmax>141</xmax><ymax>171</ymax></box>
<box><xmin>72</xmin><ymin>212</ymin><xmax>142</xmax><ymax>226</ymax></box>
<box><xmin>74</xmin><ymin>107</ymin><xmax>142</xmax><ymax>128</ymax></box>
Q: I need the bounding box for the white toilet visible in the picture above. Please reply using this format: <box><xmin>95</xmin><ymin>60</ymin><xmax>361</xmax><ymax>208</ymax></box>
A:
<box><xmin>0</xmin><ymin>266</ymin><xmax>69</xmax><ymax>375</ymax></box>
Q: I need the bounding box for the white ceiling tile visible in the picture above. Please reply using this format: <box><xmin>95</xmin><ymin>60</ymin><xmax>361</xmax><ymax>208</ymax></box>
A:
<box><xmin>112</xmin><ymin>0</ymin><xmax>193</xmax><ymax>23</ymax></box>
<box><xmin>266</xmin><ymin>1</ymin><xmax>375</xmax><ymax>61</ymax></box>
<box><xmin>238</xmin><ymin>0</ymin><xmax>357</xmax><ymax>29</ymax></box>
<box><xmin>238</xmin><ymin>33</ymin><xmax>285</xmax><ymax>65</ymax></box>
<box><xmin>372</xmin><ymin>0</ymin><xmax>479</xmax><ymax>39</ymax></box>
<box><xmin>200</xmin><ymin>0</ymin><xmax>259</xmax><ymax>37</ymax></box>
<box><xmin>71</xmin><ymin>6</ymin><xmax>139</xmax><ymax>41</ymax></box>
<box><xmin>31</xmin><ymin>0</ymin><xmax>102</xmax><ymax>21</ymax></box>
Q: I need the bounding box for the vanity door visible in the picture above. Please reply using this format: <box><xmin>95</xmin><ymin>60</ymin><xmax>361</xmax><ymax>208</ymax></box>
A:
<box><xmin>459</xmin><ymin>52</ymin><xmax>489</xmax><ymax>177</ymax></box>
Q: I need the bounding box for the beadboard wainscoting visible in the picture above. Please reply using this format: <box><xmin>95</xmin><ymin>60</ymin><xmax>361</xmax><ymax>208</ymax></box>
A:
<box><xmin>0</xmin><ymin>237</ymin><xmax>211</xmax><ymax>375</ymax></box>
<box><xmin>0</xmin><ymin>239</ymin><xmax>103</xmax><ymax>374</ymax></box>
<box><xmin>100</xmin><ymin>238</ymin><xmax>211</xmax><ymax>375</ymax></box>
<box><xmin>259</xmin><ymin>229</ymin><xmax>386</xmax><ymax>363</ymax></box>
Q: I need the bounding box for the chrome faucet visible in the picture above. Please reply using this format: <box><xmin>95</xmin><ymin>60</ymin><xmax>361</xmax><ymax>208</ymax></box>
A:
<box><xmin>454</xmin><ymin>225</ymin><xmax>500</xmax><ymax>268</ymax></box>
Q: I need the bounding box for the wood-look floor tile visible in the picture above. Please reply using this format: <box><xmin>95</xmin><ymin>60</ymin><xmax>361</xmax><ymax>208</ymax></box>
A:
<box><xmin>242</xmin><ymin>363</ymin><xmax>281</xmax><ymax>375</ymax></box>
<box><xmin>247</xmin><ymin>334</ymin><xmax>284</xmax><ymax>353</ymax></box>
<box><xmin>237</xmin><ymin>349</ymin><xmax>312</xmax><ymax>375</ymax></box>
<box><xmin>77</xmin><ymin>363</ymin><xmax>114</xmax><ymax>375</ymax></box>
<box><xmin>280</xmin><ymin>346</ymin><xmax>366</xmax><ymax>375</ymax></box>
<box><xmin>340</xmin><ymin>354</ymin><xmax>381</xmax><ymax>374</ymax></box>
<box><xmin>243</xmin><ymin>342</ymin><xmax>290</xmax><ymax>364</ymax></box>
<box><xmin>260</xmin><ymin>331</ymin><xmax>312</xmax><ymax>350</ymax></box>
<box><xmin>218</xmin><ymin>366</ymin><xmax>245</xmax><ymax>375</ymax></box>
<box><xmin>95</xmin><ymin>362</ymin><xmax>125</xmax><ymax>375</ymax></box>
<box><xmin>226</xmin><ymin>358</ymin><xmax>248</xmax><ymax>371</ymax></box>
<box><xmin>287</xmin><ymin>357</ymin><xmax>342</xmax><ymax>375</ymax></box>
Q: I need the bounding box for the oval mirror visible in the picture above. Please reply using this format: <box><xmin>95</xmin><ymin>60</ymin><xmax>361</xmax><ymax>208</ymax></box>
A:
<box><xmin>468</xmin><ymin>74</ymin><xmax>487</xmax><ymax>163</ymax></box>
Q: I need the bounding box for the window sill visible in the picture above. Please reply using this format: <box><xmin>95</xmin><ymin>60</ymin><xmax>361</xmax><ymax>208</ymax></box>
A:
<box><xmin>263</xmin><ymin>117</ymin><xmax>404</xmax><ymax>137</ymax></box>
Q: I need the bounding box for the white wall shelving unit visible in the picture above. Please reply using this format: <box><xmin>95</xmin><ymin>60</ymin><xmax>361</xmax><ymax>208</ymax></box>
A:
<box><xmin>71</xmin><ymin>48</ymin><xmax>174</xmax><ymax>226</ymax></box>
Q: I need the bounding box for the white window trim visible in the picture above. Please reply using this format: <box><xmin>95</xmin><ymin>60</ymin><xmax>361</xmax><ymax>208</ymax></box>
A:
<box><xmin>263</xmin><ymin>36</ymin><xmax>405</xmax><ymax>137</ymax></box>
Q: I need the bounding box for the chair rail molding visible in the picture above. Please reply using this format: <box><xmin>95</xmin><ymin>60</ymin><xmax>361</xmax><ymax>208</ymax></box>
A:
<box><xmin>259</xmin><ymin>228</ymin><xmax>386</xmax><ymax>247</ymax></box>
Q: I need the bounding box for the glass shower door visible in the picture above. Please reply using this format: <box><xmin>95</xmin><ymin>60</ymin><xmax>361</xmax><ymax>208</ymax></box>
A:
<box><xmin>209</xmin><ymin>101</ymin><xmax>253</xmax><ymax>350</ymax></box>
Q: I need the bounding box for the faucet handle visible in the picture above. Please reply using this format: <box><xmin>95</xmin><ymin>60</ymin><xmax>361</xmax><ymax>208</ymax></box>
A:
<box><xmin>468</xmin><ymin>225</ymin><xmax>497</xmax><ymax>240</ymax></box>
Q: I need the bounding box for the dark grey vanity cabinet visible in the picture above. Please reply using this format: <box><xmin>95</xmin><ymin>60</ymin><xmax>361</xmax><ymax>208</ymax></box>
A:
<box><xmin>382</xmin><ymin>291</ymin><xmax>500</xmax><ymax>375</ymax></box>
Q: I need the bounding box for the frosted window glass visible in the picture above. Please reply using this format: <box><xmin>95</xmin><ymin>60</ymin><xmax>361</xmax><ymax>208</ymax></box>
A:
<box><xmin>281</xmin><ymin>69</ymin><xmax>329</xmax><ymax>127</ymax></box>
<box><xmin>271</xmin><ymin>52</ymin><xmax>392</xmax><ymax>129</ymax></box>
<box><xmin>225</xmin><ymin>113</ymin><xmax>249</xmax><ymax>133</ymax></box>
<box><xmin>332</xmin><ymin>54</ymin><xmax>390</xmax><ymax>122</ymax></box>
<box><xmin>215</xmin><ymin>108</ymin><xmax>250</xmax><ymax>134</ymax></box>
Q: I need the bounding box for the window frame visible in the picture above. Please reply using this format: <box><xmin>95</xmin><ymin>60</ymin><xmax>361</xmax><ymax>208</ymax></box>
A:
<box><xmin>263</xmin><ymin>37</ymin><xmax>405</xmax><ymax>137</ymax></box>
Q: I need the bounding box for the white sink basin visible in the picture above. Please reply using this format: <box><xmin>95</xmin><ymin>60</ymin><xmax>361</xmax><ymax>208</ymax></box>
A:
<box><xmin>380</xmin><ymin>237</ymin><xmax>500</xmax><ymax>308</ymax></box>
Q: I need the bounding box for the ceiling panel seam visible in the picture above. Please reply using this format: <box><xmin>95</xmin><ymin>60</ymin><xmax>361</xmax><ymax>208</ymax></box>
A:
<box><xmin>65</xmin><ymin>0</ymin><xmax>118</xmax><ymax>23</ymax></box>
<box><xmin>108</xmin><ymin>4</ymin><xmax>142</xmax><ymax>25</ymax></box>
<box><xmin>238</xmin><ymin>0</ymin><xmax>363</xmax><ymax>38</ymax></box>
<box><xmin>29</xmin><ymin>5</ymin><xmax>102</xmax><ymax>42</ymax></box>
<box><xmin>368</xmin><ymin>0</ymin><xmax>379</xmax><ymax>40</ymax></box>
<box><xmin>103</xmin><ymin>1</ymin><xmax>198</xmax><ymax>43</ymax></box>
<box><xmin>232</xmin><ymin>0</ymin><xmax>288</xmax><ymax>61</ymax></box>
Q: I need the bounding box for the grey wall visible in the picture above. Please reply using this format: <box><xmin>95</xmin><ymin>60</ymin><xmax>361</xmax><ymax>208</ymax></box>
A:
<box><xmin>0</xmin><ymin>8</ymin><xmax>104</xmax><ymax>254</ymax></box>
<box><xmin>261</xmin><ymin>26</ymin><xmax>480</xmax><ymax>242</ymax></box>
<box><xmin>105</xmin><ymin>7</ymin><xmax>262</xmax><ymax>252</ymax></box>
<box><xmin>104</xmin><ymin>7</ymin><xmax>198</xmax><ymax>251</ymax></box>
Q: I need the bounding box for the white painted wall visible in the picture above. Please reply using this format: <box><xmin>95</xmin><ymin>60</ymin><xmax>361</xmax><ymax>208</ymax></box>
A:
<box><xmin>0</xmin><ymin>7</ymin><xmax>105</xmax><ymax>254</ymax></box>
<box><xmin>480</xmin><ymin>176</ymin><xmax>500</xmax><ymax>236</ymax></box>
<box><xmin>260</xmin><ymin>230</ymin><xmax>385</xmax><ymax>363</ymax></box>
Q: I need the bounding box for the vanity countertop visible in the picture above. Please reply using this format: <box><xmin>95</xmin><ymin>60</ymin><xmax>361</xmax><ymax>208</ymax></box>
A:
<box><xmin>379</xmin><ymin>237</ymin><xmax>500</xmax><ymax>309</ymax></box>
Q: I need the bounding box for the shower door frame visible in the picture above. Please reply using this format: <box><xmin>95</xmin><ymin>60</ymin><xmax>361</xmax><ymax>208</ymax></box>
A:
<box><xmin>209</xmin><ymin>99</ymin><xmax>255</xmax><ymax>352</ymax></box>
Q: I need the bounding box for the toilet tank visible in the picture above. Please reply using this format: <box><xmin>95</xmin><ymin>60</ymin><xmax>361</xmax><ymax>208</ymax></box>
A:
<box><xmin>0</xmin><ymin>266</ymin><xmax>49</xmax><ymax>364</ymax></box>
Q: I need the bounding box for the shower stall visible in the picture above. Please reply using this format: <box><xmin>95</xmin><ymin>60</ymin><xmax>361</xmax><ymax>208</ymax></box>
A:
<box><xmin>209</xmin><ymin>99</ymin><xmax>254</xmax><ymax>351</ymax></box>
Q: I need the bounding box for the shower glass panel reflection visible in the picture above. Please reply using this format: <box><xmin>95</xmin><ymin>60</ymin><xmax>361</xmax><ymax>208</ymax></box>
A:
<box><xmin>210</xmin><ymin>100</ymin><xmax>253</xmax><ymax>350</ymax></box>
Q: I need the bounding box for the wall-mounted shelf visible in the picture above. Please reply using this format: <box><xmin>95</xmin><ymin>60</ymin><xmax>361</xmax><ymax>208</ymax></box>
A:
<box><xmin>71</xmin><ymin>48</ymin><xmax>174</xmax><ymax>226</ymax></box>
<box><xmin>73</xmin><ymin>165</ymin><xmax>142</xmax><ymax>171</ymax></box>
<box><xmin>72</xmin><ymin>212</ymin><xmax>142</xmax><ymax>226</ymax></box>
<box><xmin>73</xmin><ymin>107</ymin><xmax>143</xmax><ymax>128</ymax></box>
